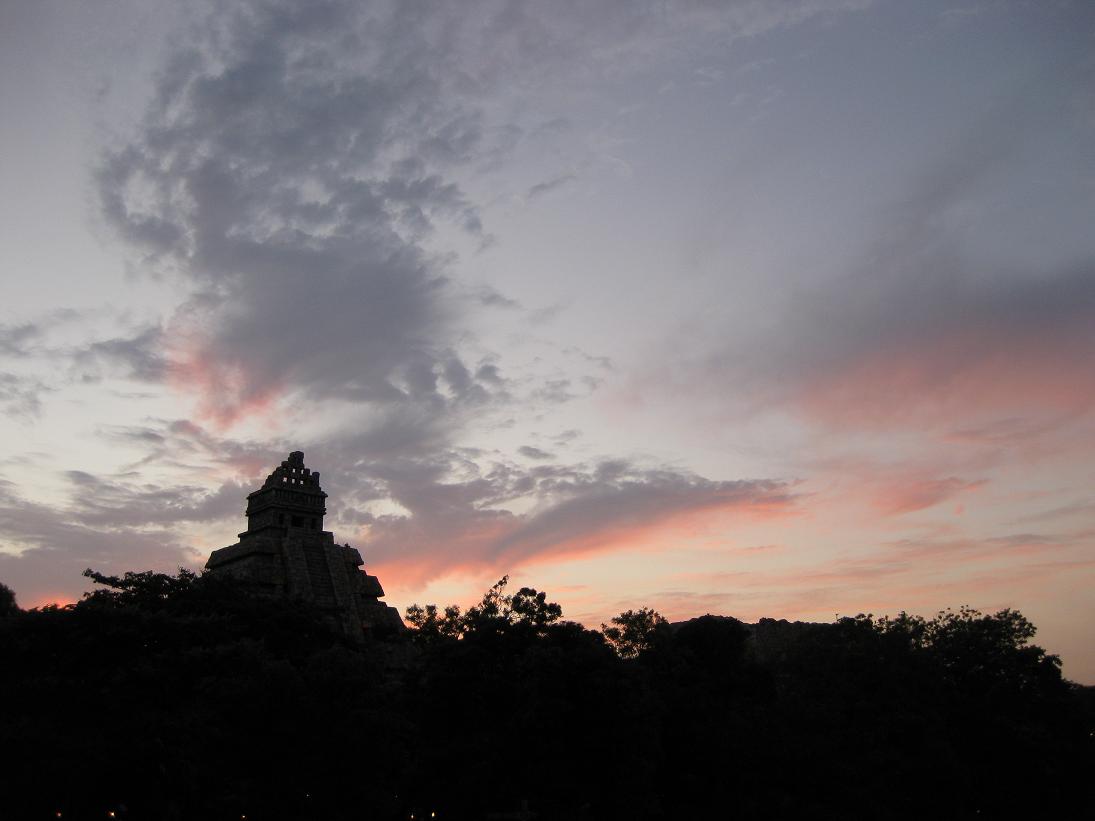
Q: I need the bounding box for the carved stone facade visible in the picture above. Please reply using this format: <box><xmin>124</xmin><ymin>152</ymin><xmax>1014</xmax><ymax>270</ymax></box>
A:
<box><xmin>205</xmin><ymin>451</ymin><xmax>403</xmax><ymax>639</ymax></box>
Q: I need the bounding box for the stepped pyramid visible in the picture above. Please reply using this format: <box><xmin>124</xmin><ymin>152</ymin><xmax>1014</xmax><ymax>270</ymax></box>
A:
<box><xmin>205</xmin><ymin>451</ymin><xmax>403</xmax><ymax>638</ymax></box>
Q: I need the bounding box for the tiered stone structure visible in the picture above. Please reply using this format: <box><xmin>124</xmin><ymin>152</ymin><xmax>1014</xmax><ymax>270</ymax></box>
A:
<box><xmin>205</xmin><ymin>451</ymin><xmax>403</xmax><ymax>638</ymax></box>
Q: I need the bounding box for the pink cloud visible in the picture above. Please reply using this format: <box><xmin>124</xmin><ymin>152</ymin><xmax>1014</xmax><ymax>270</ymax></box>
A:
<box><xmin>167</xmin><ymin>335</ymin><xmax>284</xmax><ymax>430</ymax></box>
<box><xmin>870</xmin><ymin>475</ymin><xmax>986</xmax><ymax>515</ymax></box>
<box><xmin>367</xmin><ymin>476</ymin><xmax>797</xmax><ymax>590</ymax></box>
<box><xmin>627</xmin><ymin>532</ymin><xmax>1095</xmax><ymax>628</ymax></box>
<box><xmin>793</xmin><ymin>324</ymin><xmax>1095</xmax><ymax>434</ymax></box>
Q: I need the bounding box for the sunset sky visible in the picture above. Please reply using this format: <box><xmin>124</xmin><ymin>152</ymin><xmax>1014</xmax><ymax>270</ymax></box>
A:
<box><xmin>2</xmin><ymin>0</ymin><xmax>1094</xmax><ymax>680</ymax></box>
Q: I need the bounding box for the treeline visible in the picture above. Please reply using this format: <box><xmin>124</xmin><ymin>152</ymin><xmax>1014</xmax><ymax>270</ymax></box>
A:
<box><xmin>0</xmin><ymin>573</ymin><xmax>1091</xmax><ymax>820</ymax></box>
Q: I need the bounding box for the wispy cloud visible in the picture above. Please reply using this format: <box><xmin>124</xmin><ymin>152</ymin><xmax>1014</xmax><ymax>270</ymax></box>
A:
<box><xmin>871</xmin><ymin>476</ymin><xmax>987</xmax><ymax>516</ymax></box>
<box><xmin>360</xmin><ymin>456</ymin><xmax>796</xmax><ymax>586</ymax></box>
<box><xmin>0</xmin><ymin>372</ymin><xmax>49</xmax><ymax>420</ymax></box>
<box><xmin>647</xmin><ymin>72</ymin><xmax>1095</xmax><ymax>445</ymax></box>
<box><xmin>0</xmin><ymin>479</ymin><xmax>202</xmax><ymax>607</ymax></box>
<box><xmin>526</xmin><ymin>174</ymin><xmax>576</xmax><ymax>200</ymax></box>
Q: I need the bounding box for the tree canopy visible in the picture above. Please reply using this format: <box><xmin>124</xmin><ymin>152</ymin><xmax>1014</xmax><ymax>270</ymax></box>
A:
<box><xmin>1</xmin><ymin>569</ymin><xmax>1090</xmax><ymax>819</ymax></box>
<box><xmin>0</xmin><ymin>580</ymin><xmax>17</xmax><ymax>617</ymax></box>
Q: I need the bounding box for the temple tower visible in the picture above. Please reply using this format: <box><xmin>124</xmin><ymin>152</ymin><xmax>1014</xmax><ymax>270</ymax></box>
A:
<box><xmin>244</xmin><ymin>450</ymin><xmax>327</xmax><ymax>533</ymax></box>
<box><xmin>205</xmin><ymin>451</ymin><xmax>403</xmax><ymax>638</ymax></box>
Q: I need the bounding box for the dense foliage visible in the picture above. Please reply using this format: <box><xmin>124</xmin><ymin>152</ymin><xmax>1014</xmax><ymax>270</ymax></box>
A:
<box><xmin>1</xmin><ymin>570</ymin><xmax>1090</xmax><ymax>820</ymax></box>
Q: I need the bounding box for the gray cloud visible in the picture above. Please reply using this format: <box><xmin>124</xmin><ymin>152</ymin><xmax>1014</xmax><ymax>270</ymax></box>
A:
<box><xmin>471</xmin><ymin>286</ymin><xmax>521</xmax><ymax>310</ymax></box>
<box><xmin>0</xmin><ymin>312</ymin><xmax>167</xmax><ymax>404</ymax></box>
<box><xmin>347</xmin><ymin>453</ymin><xmax>795</xmax><ymax>584</ymax></box>
<box><xmin>526</xmin><ymin>174</ymin><xmax>576</xmax><ymax>200</ymax></box>
<box><xmin>0</xmin><ymin>310</ymin><xmax>85</xmax><ymax>360</ymax></box>
<box><xmin>665</xmin><ymin>71</ymin><xmax>1095</xmax><ymax>436</ymax></box>
<box><xmin>0</xmin><ymin>322</ymin><xmax>43</xmax><ymax>358</ymax></box>
<box><xmin>69</xmin><ymin>325</ymin><xmax>166</xmax><ymax>383</ymax></box>
<box><xmin>95</xmin><ymin>0</ymin><xmax>870</xmax><ymax>426</ymax></box>
<box><xmin>0</xmin><ymin>372</ymin><xmax>48</xmax><ymax>419</ymax></box>
<box><xmin>0</xmin><ymin>479</ymin><xmax>201</xmax><ymax>606</ymax></box>
<box><xmin>63</xmin><ymin>469</ymin><xmax>247</xmax><ymax>528</ymax></box>
<box><xmin>518</xmin><ymin>445</ymin><xmax>554</xmax><ymax>460</ymax></box>
<box><xmin>96</xmin><ymin>1</ymin><xmax>500</xmax><ymax>424</ymax></box>
<box><xmin>0</xmin><ymin>417</ymin><xmax>279</xmax><ymax>604</ymax></box>
<box><xmin>98</xmin><ymin>418</ymin><xmax>281</xmax><ymax>478</ymax></box>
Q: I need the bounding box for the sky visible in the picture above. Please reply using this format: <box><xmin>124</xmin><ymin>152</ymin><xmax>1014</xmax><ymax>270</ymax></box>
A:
<box><xmin>2</xmin><ymin>0</ymin><xmax>1094</xmax><ymax>681</ymax></box>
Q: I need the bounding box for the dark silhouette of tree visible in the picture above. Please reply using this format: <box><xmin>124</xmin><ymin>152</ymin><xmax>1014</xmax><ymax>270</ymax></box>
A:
<box><xmin>1</xmin><ymin>568</ymin><xmax>406</xmax><ymax>820</ymax></box>
<box><xmin>601</xmin><ymin>607</ymin><xmax>669</xmax><ymax>658</ymax></box>
<box><xmin>403</xmin><ymin>601</ymin><xmax>463</xmax><ymax>643</ymax></box>
<box><xmin>405</xmin><ymin>576</ymin><xmax>565</xmax><ymax>645</ymax></box>
<box><xmin>460</xmin><ymin>575</ymin><xmax>564</xmax><ymax>634</ymax></box>
<box><xmin>2</xmin><ymin>570</ymin><xmax>1091</xmax><ymax>820</ymax></box>
<box><xmin>0</xmin><ymin>580</ymin><xmax>18</xmax><ymax>616</ymax></box>
<box><xmin>404</xmin><ymin>578</ymin><xmax>647</xmax><ymax>820</ymax></box>
<box><xmin>876</xmin><ymin>605</ymin><xmax>1063</xmax><ymax>691</ymax></box>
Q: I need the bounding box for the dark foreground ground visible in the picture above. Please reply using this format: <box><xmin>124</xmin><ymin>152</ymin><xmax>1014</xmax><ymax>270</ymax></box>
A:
<box><xmin>1</xmin><ymin>572</ymin><xmax>1091</xmax><ymax>820</ymax></box>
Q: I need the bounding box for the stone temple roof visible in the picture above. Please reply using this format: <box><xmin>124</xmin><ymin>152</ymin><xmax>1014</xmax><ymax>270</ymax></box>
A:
<box><xmin>258</xmin><ymin>450</ymin><xmax>324</xmax><ymax>492</ymax></box>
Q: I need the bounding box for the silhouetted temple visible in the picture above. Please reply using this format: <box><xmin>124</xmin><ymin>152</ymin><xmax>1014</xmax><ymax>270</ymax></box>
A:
<box><xmin>206</xmin><ymin>451</ymin><xmax>403</xmax><ymax>639</ymax></box>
